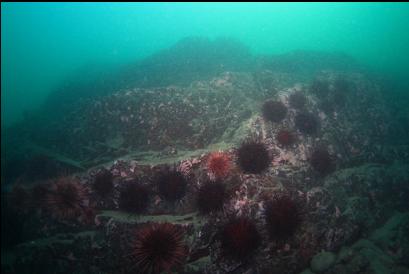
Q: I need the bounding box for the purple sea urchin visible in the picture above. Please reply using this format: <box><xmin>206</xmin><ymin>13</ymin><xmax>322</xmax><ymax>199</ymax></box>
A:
<box><xmin>131</xmin><ymin>223</ymin><xmax>187</xmax><ymax>274</ymax></box>
<box><xmin>220</xmin><ymin>217</ymin><xmax>261</xmax><ymax>261</ymax></box>
<box><xmin>262</xmin><ymin>100</ymin><xmax>287</xmax><ymax>123</ymax></box>
<box><xmin>237</xmin><ymin>140</ymin><xmax>270</xmax><ymax>174</ymax></box>
<box><xmin>156</xmin><ymin>169</ymin><xmax>187</xmax><ymax>202</ymax></box>
<box><xmin>264</xmin><ymin>194</ymin><xmax>301</xmax><ymax>240</ymax></box>
<box><xmin>196</xmin><ymin>180</ymin><xmax>227</xmax><ymax>214</ymax></box>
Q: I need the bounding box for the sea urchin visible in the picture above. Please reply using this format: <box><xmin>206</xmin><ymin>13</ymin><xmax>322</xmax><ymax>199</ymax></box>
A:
<box><xmin>196</xmin><ymin>180</ymin><xmax>227</xmax><ymax>214</ymax></box>
<box><xmin>131</xmin><ymin>223</ymin><xmax>187</xmax><ymax>274</ymax></box>
<box><xmin>206</xmin><ymin>151</ymin><xmax>231</xmax><ymax>179</ymax></box>
<box><xmin>262</xmin><ymin>100</ymin><xmax>287</xmax><ymax>123</ymax></box>
<box><xmin>264</xmin><ymin>194</ymin><xmax>301</xmax><ymax>241</ymax></box>
<box><xmin>237</xmin><ymin>141</ymin><xmax>270</xmax><ymax>174</ymax></box>
<box><xmin>220</xmin><ymin>217</ymin><xmax>261</xmax><ymax>261</ymax></box>
<box><xmin>156</xmin><ymin>169</ymin><xmax>188</xmax><ymax>202</ymax></box>
<box><xmin>45</xmin><ymin>177</ymin><xmax>87</xmax><ymax>220</ymax></box>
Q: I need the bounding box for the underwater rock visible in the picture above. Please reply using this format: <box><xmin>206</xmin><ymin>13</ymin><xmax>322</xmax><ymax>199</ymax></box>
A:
<box><xmin>295</xmin><ymin>112</ymin><xmax>319</xmax><ymax>135</ymax></box>
<box><xmin>310</xmin><ymin>251</ymin><xmax>336</xmax><ymax>273</ymax></box>
<box><xmin>289</xmin><ymin>91</ymin><xmax>307</xmax><ymax>109</ymax></box>
<box><xmin>276</xmin><ymin>129</ymin><xmax>296</xmax><ymax>147</ymax></box>
<box><xmin>310</xmin><ymin>148</ymin><xmax>335</xmax><ymax>175</ymax></box>
<box><xmin>2</xmin><ymin>40</ymin><xmax>408</xmax><ymax>274</ymax></box>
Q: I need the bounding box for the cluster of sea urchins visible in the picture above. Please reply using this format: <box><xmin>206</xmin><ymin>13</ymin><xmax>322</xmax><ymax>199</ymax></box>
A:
<box><xmin>215</xmin><ymin>195</ymin><xmax>301</xmax><ymax>262</ymax></box>
<box><xmin>130</xmin><ymin>223</ymin><xmax>187</xmax><ymax>274</ymax></box>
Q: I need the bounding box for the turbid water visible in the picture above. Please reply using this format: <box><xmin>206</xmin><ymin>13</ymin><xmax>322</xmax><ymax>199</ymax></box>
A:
<box><xmin>2</xmin><ymin>3</ymin><xmax>409</xmax><ymax>126</ymax></box>
<box><xmin>1</xmin><ymin>3</ymin><xmax>409</xmax><ymax>274</ymax></box>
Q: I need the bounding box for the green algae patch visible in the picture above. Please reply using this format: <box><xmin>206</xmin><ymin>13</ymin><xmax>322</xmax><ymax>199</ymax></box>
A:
<box><xmin>98</xmin><ymin>210</ymin><xmax>204</xmax><ymax>228</ymax></box>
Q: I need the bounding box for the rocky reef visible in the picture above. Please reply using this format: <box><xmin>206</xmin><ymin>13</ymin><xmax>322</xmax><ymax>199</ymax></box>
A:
<box><xmin>1</xmin><ymin>40</ymin><xmax>409</xmax><ymax>274</ymax></box>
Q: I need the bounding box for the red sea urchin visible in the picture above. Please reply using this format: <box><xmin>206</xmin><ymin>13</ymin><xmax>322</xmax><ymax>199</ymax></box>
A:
<box><xmin>45</xmin><ymin>177</ymin><xmax>88</xmax><ymax>220</ymax></box>
<box><xmin>262</xmin><ymin>100</ymin><xmax>287</xmax><ymax>123</ymax></box>
<box><xmin>220</xmin><ymin>217</ymin><xmax>261</xmax><ymax>261</ymax></box>
<box><xmin>196</xmin><ymin>180</ymin><xmax>227</xmax><ymax>214</ymax></box>
<box><xmin>264</xmin><ymin>194</ymin><xmax>301</xmax><ymax>241</ymax></box>
<box><xmin>276</xmin><ymin>129</ymin><xmax>295</xmax><ymax>146</ymax></box>
<box><xmin>156</xmin><ymin>169</ymin><xmax>188</xmax><ymax>202</ymax></box>
<box><xmin>310</xmin><ymin>148</ymin><xmax>335</xmax><ymax>175</ymax></box>
<box><xmin>131</xmin><ymin>223</ymin><xmax>187</xmax><ymax>274</ymax></box>
<box><xmin>119</xmin><ymin>181</ymin><xmax>150</xmax><ymax>214</ymax></box>
<box><xmin>206</xmin><ymin>151</ymin><xmax>231</xmax><ymax>179</ymax></box>
<box><xmin>93</xmin><ymin>169</ymin><xmax>114</xmax><ymax>197</ymax></box>
<box><xmin>237</xmin><ymin>140</ymin><xmax>270</xmax><ymax>174</ymax></box>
